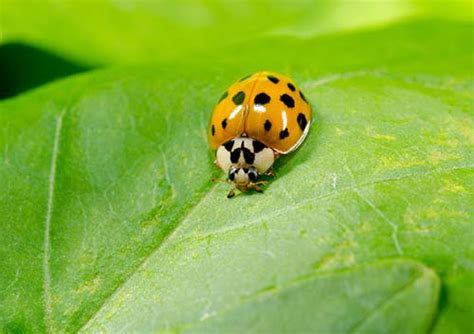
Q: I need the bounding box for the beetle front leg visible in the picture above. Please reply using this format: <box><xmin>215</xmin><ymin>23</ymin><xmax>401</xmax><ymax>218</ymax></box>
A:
<box><xmin>227</xmin><ymin>188</ymin><xmax>236</xmax><ymax>198</ymax></box>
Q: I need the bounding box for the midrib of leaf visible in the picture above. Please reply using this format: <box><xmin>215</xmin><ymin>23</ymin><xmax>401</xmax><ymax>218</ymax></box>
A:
<box><xmin>356</xmin><ymin>190</ymin><xmax>403</xmax><ymax>255</ymax></box>
<box><xmin>43</xmin><ymin>110</ymin><xmax>65</xmax><ymax>333</ymax></box>
<box><xmin>77</xmin><ymin>184</ymin><xmax>220</xmax><ymax>332</ymax></box>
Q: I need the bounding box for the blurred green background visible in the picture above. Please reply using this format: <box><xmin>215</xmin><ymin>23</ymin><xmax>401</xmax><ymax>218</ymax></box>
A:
<box><xmin>1</xmin><ymin>0</ymin><xmax>472</xmax><ymax>98</ymax></box>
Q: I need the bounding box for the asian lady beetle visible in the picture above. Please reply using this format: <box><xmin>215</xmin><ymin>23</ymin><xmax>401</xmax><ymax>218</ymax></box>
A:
<box><xmin>209</xmin><ymin>71</ymin><xmax>312</xmax><ymax>198</ymax></box>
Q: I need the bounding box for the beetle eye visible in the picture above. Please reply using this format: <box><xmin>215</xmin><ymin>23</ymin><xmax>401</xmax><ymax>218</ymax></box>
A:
<box><xmin>228</xmin><ymin>168</ymin><xmax>238</xmax><ymax>181</ymax></box>
<box><xmin>248</xmin><ymin>170</ymin><xmax>258</xmax><ymax>182</ymax></box>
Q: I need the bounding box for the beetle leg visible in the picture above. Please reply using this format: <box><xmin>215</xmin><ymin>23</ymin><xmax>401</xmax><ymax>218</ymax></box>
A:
<box><xmin>227</xmin><ymin>188</ymin><xmax>236</xmax><ymax>198</ymax></box>
<box><xmin>254</xmin><ymin>185</ymin><xmax>263</xmax><ymax>193</ymax></box>
<box><xmin>264</xmin><ymin>168</ymin><xmax>275</xmax><ymax>177</ymax></box>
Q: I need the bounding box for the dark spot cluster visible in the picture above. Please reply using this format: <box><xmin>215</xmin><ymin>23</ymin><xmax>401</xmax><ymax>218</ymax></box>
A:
<box><xmin>213</xmin><ymin>74</ymin><xmax>309</xmax><ymax>140</ymax></box>
<box><xmin>266</xmin><ymin>75</ymin><xmax>307</xmax><ymax>103</ymax></box>
<box><xmin>260</xmin><ymin>74</ymin><xmax>310</xmax><ymax>141</ymax></box>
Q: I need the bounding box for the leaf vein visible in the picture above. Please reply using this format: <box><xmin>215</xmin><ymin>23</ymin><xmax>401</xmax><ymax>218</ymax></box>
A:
<box><xmin>355</xmin><ymin>190</ymin><xmax>403</xmax><ymax>255</ymax></box>
<box><xmin>43</xmin><ymin>110</ymin><xmax>65</xmax><ymax>333</ymax></box>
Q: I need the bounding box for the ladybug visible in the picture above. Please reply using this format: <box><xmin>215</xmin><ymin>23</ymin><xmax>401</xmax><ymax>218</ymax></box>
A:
<box><xmin>208</xmin><ymin>71</ymin><xmax>312</xmax><ymax>198</ymax></box>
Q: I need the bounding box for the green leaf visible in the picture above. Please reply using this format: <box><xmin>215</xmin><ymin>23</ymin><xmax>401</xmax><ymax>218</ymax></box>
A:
<box><xmin>178</xmin><ymin>260</ymin><xmax>440</xmax><ymax>334</ymax></box>
<box><xmin>2</xmin><ymin>0</ymin><xmax>472</xmax><ymax>65</ymax></box>
<box><xmin>1</xmin><ymin>19</ymin><xmax>473</xmax><ymax>333</ymax></box>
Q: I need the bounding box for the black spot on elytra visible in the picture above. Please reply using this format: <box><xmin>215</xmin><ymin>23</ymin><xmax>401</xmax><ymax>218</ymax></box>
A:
<box><xmin>232</xmin><ymin>91</ymin><xmax>245</xmax><ymax>105</ymax></box>
<box><xmin>221</xmin><ymin>118</ymin><xmax>227</xmax><ymax>129</ymax></box>
<box><xmin>280</xmin><ymin>93</ymin><xmax>295</xmax><ymax>108</ymax></box>
<box><xmin>229</xmin><ymin>169</ymin><xmax>236</xmax><ymax>181</ymax></box>
<box><xmin>267</xmin><ymin>75</ymin><xmax>279</xmax><ymax>84</ymax></box>
<box><xmin>297</xmin><ymin>113</ymin><xmax>307</xmax><ymax>131</ymax></box>
<box><xmin>239</xmin><ymin>73</ymin><xmax>252</xmax><ymax>81</ymax></box>
<box><xmin>254</xmin><ymin>92</ymin><xmax>271</xmax><ymax>105</ymax></box>
<box><xmin>279</xmin><ymin>128</ymin><xmax>289</xmax><ymax>139</ymax></box>
<box><xmin>264</xmin><ymin>120</ymin><xmax>272</xmax><ymax>131</ymax></box>
<box><xmin>218</xmin><ymin>91</ymin><xmax>228</xmax><ymax>103</ymax></box>
<box><xmin>223</xmin><ymin>140</ymin><xmax>234</xmax><ymax>151</ymax></box>
<box><xmin>287</xmin><ymin>83</ymin><xmax>295</xmax><ymax>91</ymax></box>
<box><xmin>252</xmin><ymin>140</ymin><xmax>266</xmax><ymax>153</ymax></box>
<box><xmin>211</xmin><ymin>125</ymin><xmax>215</xmax><ymax>136</ymax></box>
<box><xmin>299</xmin><ymin>90</ymin><xmax>307</xmax><ymax>103</ymax></box>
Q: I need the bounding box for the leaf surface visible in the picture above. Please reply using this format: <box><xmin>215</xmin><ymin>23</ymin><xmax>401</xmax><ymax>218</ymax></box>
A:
<box><xmin>0</xmin><ymin>19</ymin><xmax>473</xmax><ymax>333</ymax></box>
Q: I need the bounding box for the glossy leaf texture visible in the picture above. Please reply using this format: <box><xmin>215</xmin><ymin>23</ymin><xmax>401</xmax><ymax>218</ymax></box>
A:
<box><xmin>1</xmin><ymin>19</ymin><xmax>473</xmax><ymax>333</ymax></box>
